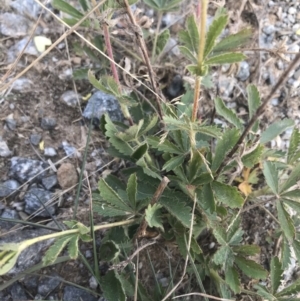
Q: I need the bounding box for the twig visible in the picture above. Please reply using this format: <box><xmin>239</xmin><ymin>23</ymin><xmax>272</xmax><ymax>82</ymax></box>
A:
<box><xmin>216</xmin><ymin>51</ymin><xmax>300</xmax><ymax>176</ymax></box>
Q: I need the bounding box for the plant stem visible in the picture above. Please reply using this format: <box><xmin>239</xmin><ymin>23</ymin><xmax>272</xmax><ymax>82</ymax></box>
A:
<box><xmin>192</xmin><ymin>0</ymin><xmax>207</xmax><ymax>122</ymax></box>
<box><xmin>192</xmin><ymin>0</ymin><xmax>208</xmax><ymax>123</ymax></box>
<box><xmin>151</xmin><ymin>11</ymin><xmax>163</xmax><ymax>62</ymax></box>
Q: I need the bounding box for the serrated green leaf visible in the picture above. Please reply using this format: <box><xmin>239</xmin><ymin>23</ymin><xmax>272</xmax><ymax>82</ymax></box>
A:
<box><xmin>205</xmin><ymin>53</ymin><xmax>246</xmax><ymax>65</ymax></box>
<box><xmin>263</xmin><ymin>161</ymin><xmax>279</xmax><ymax>194</ymax></box>
<box><xmin>79</xmin><ymin>233</ymin><xmax>92</xmax><ymax>242</ymax></box>
<box><xmin>212</xmin><ymin>181</ymin><xmax>244</xmax><ymax>208</ymax></box>
<box><xmin>191</xmin><ymin>173</ymin><xmax>213</xmax><ymax>186</ymax></box>
<box><xmin>88</xmin><ymin>70</ymin><xmax>111</xmax><ymax>95</ymax></box>
<box><xmin>281</xmin><ymin>237</ymin><xmax>292</xmax><ymax>269</ymax></box>
<box><xmin>213</xmin><ymin>226</ymin><xmax>227</xmax><ymax>245</ymax></box>
<box><xmin>160</xmin><ymin>192</ymin><xmax>191</xmax><ymax>227</ymax></box>
<box><xmin>276</xmin><ymin>200</ymin><xmax>295</xmax><ymax>242</ymax></box>
<box><xmin>247</xmin><ymin>84</ymin><xmax>261</xmax><ymax>119</ymax></box>
<box><xmin>68</xmin><ymin>235</ymin><xmax>79</xmax><ymax>259</ymax></box>
<box><xmin>105</xmin><ymin>76</ymin><xmax>120</xmax><ymax>96</ymax></box>
<box><xmin>254</xmin><ymin>284</ymin><xmax>275</xmax><ymax>301</ymax></box>
<box><xmin>126</xmin><ymin>173</ymin><xmax>137</xmax><ymax>209</ymax></box>
<box><xmin>109</xmin><ymin>137</ymin><xmax>133</xmax><ymax>157</ymax></box>
<box><xmin>187</xmin><ymin>150</ymin><xmax>203</xmax><ymax>182</ymax></box>
<box><xmin>148</xmin><ymin>137</ymin><xmax>184</xmax><ymax>155</ymax></box>
<box><xmin>271</xmin><ymin>256</ymin><xmax>283</xmax><ymax>294</ymax></box>
<box><xmin>76</xmin><ymin>222</ymin><xmax>90</xmax><ymax>235</ymax></box>
<box><xmin>100</xmin><ymin>270</ymin><xmax>126</xmax><ymax>301</ymax></box>
<box><xmin>212</xmin><ymin>128</ymin><xmax>240</xmax><ymax>171</ymax></box>
<box><xmin>235</xmin><ymin>256</ymin><xmax>268</xmax><ymax>279</ymax></box>
<box><xmin>213</xmin><ymin>245</ymin><xmax>234</xmax><ymax>267</ymax></box>
<box><xmin>78</xmin><ymin>0</ymin><xmax>89</xmax><ymax>11</ymax></box>
<box><xmin>232</xmin><ymin>245</ymin><xmax>261</xmax><ymax>256</ymax></box>
<box><xmin>131</xmin><ymin>143</ymin><xmax>148</xmax><ymax>161</ymax></box>
<box><xmin>214</xmin><ymin>97</ymin><xmax>243</xmax><ymax>130</ymax></box>
<box><xmin>145</xmin><ymin>204</ymin><xmax>164</xmax><ymax>231</ymax></box>
<box><xmin>212</xmin><ymin>28</ymin><xmax>252</xmax><ymax>54</ymax></box>
<box><xmin>99</xmin><ymin>179</ymin><xmax>132</xmax><ymax>212</ymax></box>
<box><xmin>186</xmin><ymin>64</ymin><xmax>203</xmax><ymax>76</ymax></box>
<box><xmin>179</xmin><ymin>46</ymin><xmax>198</xmax><ymax>64</ymax></box>
<box><xmin>156</xmin><ymin>29</ymin><xmax>170</xmax><ymax>55</ymax></box>
<box><xmin>52</xmin><ymin>0</ymin><xmax>84</xmax><ymax>18</ymax></box>
<box><xmin>276</xmin><ymin>278</ymin><xmax>300</xmax><ymax>298</ymax></box>
<box><xmin>99</xmin><ymin>240</ymin><xmax>120</xmax><ymax>261</ymax></box>
<box><xmin>280</xmin><ymin>163</ymin><xmax>300</xmax><ymax>194</ymax></box>
<box><xmin>139</xmin><ymin>115</ymin><xmax>158</xmax><ymax>135</ymax></box>
<box><xmin>143</xmin><ymin>0</ymin><xmax>182</xmax><ymax>11</ymax></box>
<box><xmin>287</xmin><ymin>127</ymin><xmax>300</xmax><ymax>164</ymax></box>
<box><xmin>242</xmin><ymin>144</ymin><xmax>264</xmax><ymax>168</ymax></box>
<box><xmin>204</xmin><ymin>15</ymin><xmax>228</xmax><ymax>58</ymax></box>
<box><xmin>178</xmin><ymin>15</ymin><xmax>199</xmax><ymax>54</ymax></box>
<box><xmin>116</xmin><ymin>120</ymin><xmax>144</xmax><ymax>142</ymax></box>
<box><xmin>292</xmin><ymin>240</ymin><xmax>300</xmax><ymax>266</ymax></box>
<box><xmin>43</xmin><ymin>235</ymin><xmax>73</xmax><ymax>265</ymax></box>
<box><xmin>282</xmin><ymin>199</ymin><xmax>300</xmax><ymax>215</ymax></box>
<box><xmin>227</xmin><ymin>227</ymin><xmax>244</xmax><ymax>246</ymax></box>
<box><xmin>196</xmin><ymin>184</ymin><xmax>215</xmax><ymax>213</ymax></box>
<box><xmin>260</xmin><ymin>119</ymin><xmax>295</xmax><ymax>144</ymax></box>
<box><xmin>225</xmin><ymin>266</ymin><xmax>241</xmax><ymax>294</ymax></box>
<box><xmin>162</xmin><ymin>155</ymin><xmax>185</xmax><ymax>172</ymax></box>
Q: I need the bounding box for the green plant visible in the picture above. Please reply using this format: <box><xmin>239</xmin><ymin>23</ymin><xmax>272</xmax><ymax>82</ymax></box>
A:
<box><xmin>2</xmin><ymin>0</ymin><xmax>300</xmax><ymax>300</ymax></box>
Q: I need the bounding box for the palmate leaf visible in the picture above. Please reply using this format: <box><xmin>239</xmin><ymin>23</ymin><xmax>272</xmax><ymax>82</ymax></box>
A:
<box><xmin>99</xmin><ymin>179</ymin><xmax>133</xmax><ymax>212</ymax></box>
<box><xmin>287</xmin><ymin>127</ymin><xmax>300</xmax><ymax>164</ymax></box>
<box><xmin>43</xmin><ymin>235</ymin><xmax>74</xmax><ymax>266</ymax></box>
<box><xmin>214</xmin><ymin>97</ymin><xmax>243</xmax><ymax>130</ymax></box>
<box><xmin>270</xmin><ymin>256</ymin><xmax>283</xmax><ymax>294</ymax></box>
<box><xmin>179</xmin><ymin>46</ymin><xmax>198</xmax><ymax>64</ymax></box>
<box><xmin>145</xmin><ymin>204</ymin><xmax>164</xmax><ymax>231</ymax></box>
<box><xmin>204</xmin><ymin>53</ymin><xmax>246</xmax><ymax>65</ymax></box>
<box><xmin>282</xmin><ymin>198</ymin><xmax>300</xmax><ymax>215</ymax></box>
<box><xmin>160</xmin><ymin>191</ymin><xmax>191</xmax><ymax>227</ymax></box>
<box><xmin>126</xmin><ymin>173</ymin><xmax>137</xmax><ymax>209</ymax></box>
<box><xmin>275</xmin><ymin>278</ymin><xmax>300</xmax><ymax>298</ymax></box>
<box><xmin>260</xmin><ymin>119</ymin><xmax>294</xmax><ymax>144</ymax></box>
<box><xmin>67</xmin><ymin>235</ymin><xmax>79</xmax><ymax>259</ymax></box>
<box><xmin>178</xmin><ymin>15</ymin><xmax>199</xmax><ymax>55</ymax></box>
<box><xmin>212</xmin><ymin>128</ymin><xmax>240</xmax><ymax>171</ymax></box>
<box><xmin>204</xmin><ymin>15</ymin><xmax>228</xmax><ymax>58</ymax></box>
<box><xmin>100</xmin><ymin>270</ymin><xmax>126</xmax><ymax>301</ymax></box>
<box><xmin>225</xmin><ymin>266</ymin><xmax>240</xmax><ymax>294</ymax></box>
<box><xmin>263</xmin><ymin>161</ymin><xmax>279</xmax><ymax>194</ymax></box>
<box><xmin>280</xmin><ymin>163</ymin><xmax>300</xmax><ymax>193</ymax></box>
<box><xmin>212</xmin><ymin>181</ymin><xmax>244</xmax><ymax>208</ymax></box>
<box><xmin>242</xmin><ymin>144</ymin><xmax>264</xmax><ymax>168</ymax></box>
<box><xmin>247</xmin><ymin>84</ymin><xmax>261</xmax><ymax>119</ymax></box>
<box><xmin>52</xmin><ymin>0</ymin><xmax>84</xmax><ymax>18</ymax></box>
<box><xmin>212</xmin><ymin>28</ymin><xmax>252</xmax><ymax>54</ymax></box>
<box><xmin>156</xmin><ymin>29</ymin><xmax>170</xmax><ymax>55</ymax></box>
<box><xmin>213</xmin><ymin>245</ymin><xmax>234</xmax><ymax>267</ymax></box>
<box><xmin>235</xmin><ymin>256</ymin><xmax>268</xmax><ymax>280</ymax></box>
<box><xmin>276</xmin><ymin>200</ymin><xmax>295</xmax><ymax>242</ymax></box>
<box><xmin>147</xmin><ymin>136</ymin><xmax>184</xmax><ymax>155</ymax></box>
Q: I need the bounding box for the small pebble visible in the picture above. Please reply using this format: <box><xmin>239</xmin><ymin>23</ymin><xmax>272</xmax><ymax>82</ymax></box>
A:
<box><xmin>44</xmin><ymin>147</ymin><xmax>57</xmax><ymax>157</ymax></box>
<box><xmin>60</xmin><ymin>90</ymin><xmax>80</xmax><ymax>108</ymax></box>
<box><xmin>30</xmin><ymin>134</ymin><xmax>42</xmax><ymax>146</ymax></box>
<box><xmin>41</xmin><ymin>117</ymin><xmax>56</xmax><ymax>130</ymax></box>
<box><xmin>57</xmin><ymin>163</ymin><xmax>78</xmax><ymax>189</ymax></box>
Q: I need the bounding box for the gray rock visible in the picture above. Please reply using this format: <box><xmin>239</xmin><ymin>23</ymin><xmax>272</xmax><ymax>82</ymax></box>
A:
<box><xmin>10</xmin><ymin>0</ymin><xmax>41</xmax><ymax>19</ymax></box>
<box><xmin>82</xmin><ymin>91</ymin><xmax>123</xmax><ymax>124</ymax></box>
<box><xmin>12</xmin><ymin>77</ymin><xmax>33</xmax><ymax>92</ymax></box>
<box><xmin>60</xmin><ymin>90</ymin><xmax>80</xmax><ymax>108</ymax></box>
<box><xmin>9</xmin><ymin>157</ymin><xmax>48</xmax><ymax>183</ymax></box>
<box><xmin>41</xmin><ymin>117</ymin><xmax>57</xmax><ymax>130</ymax></box>
<box><xmin>0</xmin><ymin>208</ymin><xmax>19</xmax><ymax>230</ymax></box>
<box><xmin>30</xmin><ymin>134</ymin><xmax>42</xmax><ymax>146</ymax></box>
<box><xmin>38</xmin><ymin>273</ymin><xmax>61</xmax><ymax>296</ymax></box>
<box><xmin>42</xmin><ymin>175</ymin><xmax>58</xmax><ymax>190</ymax></box>
<box><xmin>63</xmin><ymin>286</ymin><xmax>98</xmax><ymax>301</ymax></box>
<box><xmin>167</xmin><ymin>75</ymin><xmax>183</xmax><ymax>98</ymax></box>
<box><xmin>0</xmin><ymin>180</ymin><xmax>20</xmax><ymax>197</ymax></box>
<box><xmin>7</xmin><ymin>36</ymin><xmax>39</xmax><ymax>63</ymax></box>
<box><xmin>6</xmin><ymin>118</ymin><xmax>17</xmax><ymax>130</ymax></box>
<box><xmin>24</xmin><ymin>187</ymin><xmax>55</xmax><ymax>217</ymax></box>
<box><xmin>218</xmin><ymin>75</ymin><xmax>236</xmax><ymax>97</ymax></box>
<box><xmin>262</xmin><ymin>24</ymin><xmax>275</xmax><ymax>35</ymax></box>
<box><xmin>44</xmin><ymin>147</ymin><xmax>57</xmax><ymax>157</ymax></box>
<box><xmin>288</xmin><ymin>7</ymin><xmax>297</xmax><ymax>14</ymax></box>
<box><xmin>22</xmin><ymin>275</ymin><xmax>39</xmax><ymax>291</ymax></box>
<box><xmin>89</xmin><ymin>276</ymin><xmax>98</xmax><ymax>290</ymax></box>
<box><xmin>0</xmin><ymin>139</ymin><xmax>12</xmax><ymax>157</ymax></box>
<box><xmin>62</xmin><ymin>141</ymin><xmax>80</xmax><ymax>158</ymax></box>
<box><xmin>236</xmin><ymin>61</ymin><xmax>250</xmax><ymax>81</ymax></box>
<box><xmin>0</xmin><ymin>13</ymin><xmax>30</xmax><ymax>37</ymax></box>
<box><xmin>10</xmin><ymin>283</ymin><xmax>28</xmax><ymax>301</ymax></box>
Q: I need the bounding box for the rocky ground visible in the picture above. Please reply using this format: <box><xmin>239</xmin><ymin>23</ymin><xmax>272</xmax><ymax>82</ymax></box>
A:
<box><xmin>0</xmin><ymin>0</ymin><xmax>300</xmax><ymax>300</ymax></box>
